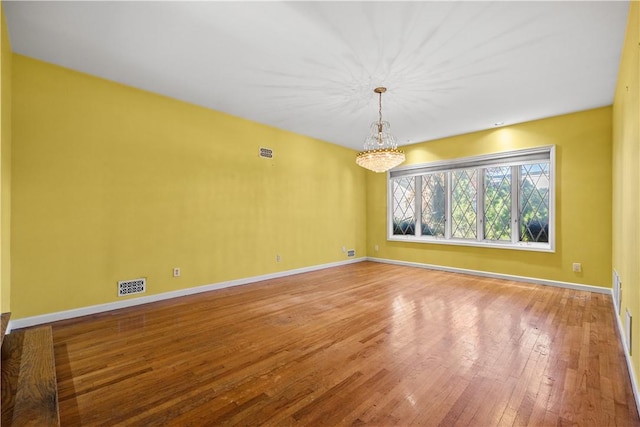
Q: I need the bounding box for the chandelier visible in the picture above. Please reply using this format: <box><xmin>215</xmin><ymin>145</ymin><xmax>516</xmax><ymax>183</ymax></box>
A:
<box><xmin>356</xmin><ymin>87</ymin><xmax>405</xmax><ymax>173</ymax></box>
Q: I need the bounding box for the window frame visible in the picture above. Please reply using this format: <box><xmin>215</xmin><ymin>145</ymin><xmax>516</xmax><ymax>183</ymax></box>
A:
<box><xmin>387</xmin><ymin>146</ymin><xmax>556</xmax><ymax>252</ymax></box>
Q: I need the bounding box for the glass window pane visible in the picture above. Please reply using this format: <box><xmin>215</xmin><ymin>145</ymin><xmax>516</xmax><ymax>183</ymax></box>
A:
<box><xmin>421</xmin><ymin>173</ymin><xmax>446</xmax><ymax>237</ymax></box>
<box><xmin>392</xmin><ymin>177</ymin><xmax>416</xmax><ymax>235</ymax></box>
<box><xmin>451</xmin><ymin>169</ymin><xmax>477</xmax><ymax>239</ymax></box>
<box><xmin>484</xmin><ymin>167</ymin><xmax>511</xmax><ymax>241</ymax></box>
<box><xmin>520</xmin><ymin>163</ymin><xmax>550</xmax><ymax>242</ymax></box>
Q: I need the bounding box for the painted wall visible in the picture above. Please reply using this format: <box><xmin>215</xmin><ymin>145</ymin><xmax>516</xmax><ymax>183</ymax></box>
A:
<box><xmin>367</xmin><ymin>107</ymin><xmax>613</xmax><ymax>288</ymax></box>
<box><xmin>0</xmin><ymin>3</ymin><xmax>11</xmax><ymax>314</ymax></box>
<box><xmin>11</xmin><ymin>55</ymin><xmax>367</xmax><ymax>319</ymax></box>
<box><xmin>613</xmin><ymin>0</ymin><xmax>640</xmax><ymax>387</ymax></box>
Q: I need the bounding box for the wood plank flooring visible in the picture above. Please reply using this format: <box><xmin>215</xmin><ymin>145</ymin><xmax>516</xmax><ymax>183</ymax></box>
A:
<box><xmin>39</xmin><ymin>262</ymin><xmax>639</xmax><ymax>425</ymax></box>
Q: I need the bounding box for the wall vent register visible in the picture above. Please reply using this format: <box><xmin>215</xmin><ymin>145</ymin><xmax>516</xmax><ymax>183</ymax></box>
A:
<box><xmin>118</xmin><ymin>278</ymin><xmax>146</xmax><ymax>297</ymax></box>
<box><xmin>626</xmin><ymin>309</ymin><xmax>633</xmax><ymax>355</ymax></box>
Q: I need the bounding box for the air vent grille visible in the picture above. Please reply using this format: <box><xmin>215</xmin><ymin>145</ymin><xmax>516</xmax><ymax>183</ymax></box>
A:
<box><xmin>259</xmin><ymin>147</ymin><xmax>273</xmax><ymax>159</ymax></box>
<box><xmin>118</xmin><ymin>278</ymin><xmax>146</xmax><ymax>297</ymax></box>
<box><xmin>613</xmin><ymin>270</ymin><xmax>621</xmax><ymax>314</ymax></box>
<box><xmin>626</xmin><ymin>309</ymin><xmax>633</xmax><ymax>355</ymax></box>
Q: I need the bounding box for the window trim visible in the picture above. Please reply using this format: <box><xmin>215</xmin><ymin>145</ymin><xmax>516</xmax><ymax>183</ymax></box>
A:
<box><xmin>387</xmin><ymin>146</ymin><xmax>556</xmax><ymax>253</ymax></box>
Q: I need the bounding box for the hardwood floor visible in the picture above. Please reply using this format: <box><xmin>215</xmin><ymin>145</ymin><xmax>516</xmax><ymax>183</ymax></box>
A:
<box><xmin>40</xmin><ymin>262</ymin><xmax>639</xmax><ymax>426</ymax></box>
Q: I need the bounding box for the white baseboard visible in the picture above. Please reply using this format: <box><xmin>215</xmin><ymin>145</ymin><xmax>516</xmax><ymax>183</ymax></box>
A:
<box><xmin>9</xmin><ymin>257</ymin><xmax>365</xmax><ymax>330</ymax></box>
<box><xmin>366</xmin><ymin>257</ymin><xmax>610</xmax><ymax>294</ymax></box>
<box><xmin>9</xmin><ymin>256</ymin><xmax>611</xmax><ymax>327</ymax></box>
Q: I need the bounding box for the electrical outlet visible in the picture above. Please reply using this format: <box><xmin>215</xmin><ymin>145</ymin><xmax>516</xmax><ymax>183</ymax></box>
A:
<box><xmin>572</xmin><ymin>263</ymin><xmax>581</xmax><ymax>273</ymax></box>
<box><xmin>276</xmin><ymin>254</ymin><xmax>281</xmax><ymax>263</ymax></box>
<box><xmin>374</xmin><ymin>244</ymin><xmax>379</xmax><ymax>252</ymax></box>
<box><xmin>173</xmin><ymin>267</ymin><xmax>181</xmax><ymax>277</ymax></box>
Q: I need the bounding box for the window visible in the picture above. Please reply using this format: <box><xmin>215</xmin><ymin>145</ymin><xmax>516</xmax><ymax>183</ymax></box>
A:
<box><xmin>451</xmin><ymin>169</ymin><xmax>478</xmax><ymax>240</ymax></box>
<box><xmin>421</xmin><ymin>173</ymin><xmax>446</xmax><ymax>237</ymax></box>
<box><xmin>388</xmin><ymin>146</ymin><xmax>555</xmax><ymax>252</ymax></box>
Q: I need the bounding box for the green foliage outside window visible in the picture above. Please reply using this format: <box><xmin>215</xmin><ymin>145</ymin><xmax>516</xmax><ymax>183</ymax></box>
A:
<box><xmin>520</xmin><ymin>166</ymin><xmax>549</xmax><ymax>242</ymax></box>
<box><xmin>392</xmin><ymin>162</ymin><xmax>550</xmax><ymax>243</ymax></box>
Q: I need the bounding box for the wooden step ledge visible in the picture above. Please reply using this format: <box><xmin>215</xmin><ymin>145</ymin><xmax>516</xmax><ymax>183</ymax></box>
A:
<box><xmin>1</xmin><ymin>326</ymin><xmax>60</xmax><ymax>426</ymax></box>
<box><xmin>1</xmin><ymin>312</ymin><xmax>10</xmax><ymax>346</ymax></box>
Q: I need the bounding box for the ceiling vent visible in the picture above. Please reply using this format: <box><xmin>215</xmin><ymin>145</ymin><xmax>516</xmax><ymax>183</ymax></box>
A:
<box><xmin>259</xmin><ymin>147</ymin><xmax>273</xmax><ymax>159</ymax></box>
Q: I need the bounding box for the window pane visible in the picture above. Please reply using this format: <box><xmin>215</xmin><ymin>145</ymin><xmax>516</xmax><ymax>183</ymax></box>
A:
<box><xmin>451</xmin><ymin>169</ymin><xmax>477</xmax><ymax>239</ymax></box>
<box><xmin>520</xmin><ymin>163</ymin><xmax>550</xmax><ymax>242</ymax></box>
<box><xmin>484</xmin><ymin>167</ymin><xmax>511</xmax><ymax>241</ymax></box>
<box><xmin>421</xmin><ymin>173</ymin><xmax>446</xmax><ymax>237</ymax></box>
<box><xmin>392</xmin><ymin>177</ymin><xmax>416</xmax><ymax>235</ymax></box>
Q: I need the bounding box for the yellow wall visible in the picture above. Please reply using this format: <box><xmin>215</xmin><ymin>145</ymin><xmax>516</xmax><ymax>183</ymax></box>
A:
<box><xmin>367</xmin><ymin>107</ymin><xmax>613</xmax><ymax>288</ymax></box>
<box><xmin>0</xmin><ymin>3</ymin><xmax>11</xmax><ymax>314</ymax></box>
<box><xmin>11</xmin><ymin>55</ymin><xmax>367</xmax><ymax>318</ymax></box>
<box><xmin>613</xmin><ymin>0</ymin><xmax>640</xmax><ymax>384</ymax></box>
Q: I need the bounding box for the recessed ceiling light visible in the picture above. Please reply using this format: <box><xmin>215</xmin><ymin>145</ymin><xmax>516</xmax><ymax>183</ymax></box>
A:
<box><xmin>494</xmin><ymin>121</ymin><xmax>505</xmax><ymax>127</ymax></box>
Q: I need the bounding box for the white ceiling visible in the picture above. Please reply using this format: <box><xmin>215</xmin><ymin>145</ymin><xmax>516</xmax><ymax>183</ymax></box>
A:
<box><xmin>3</xmin><ymin>1</ymin><xmax>629</xmax><ymax>151</ymax></box>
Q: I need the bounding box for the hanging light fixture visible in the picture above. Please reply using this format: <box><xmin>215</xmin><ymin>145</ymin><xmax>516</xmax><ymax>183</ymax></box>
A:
<box><xmin>356</xmin><ymin>87</ymin><xmax>405</xmax><ymax>173</ymax></box>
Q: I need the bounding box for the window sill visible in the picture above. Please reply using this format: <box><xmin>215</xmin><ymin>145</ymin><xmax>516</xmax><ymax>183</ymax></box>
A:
<box><xmin>387</xmin><ymin>235</ymin><xmax>554</xmax><ymax>253</ymax></box>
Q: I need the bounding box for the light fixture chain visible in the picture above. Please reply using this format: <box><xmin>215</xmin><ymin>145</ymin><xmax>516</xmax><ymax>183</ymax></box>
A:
<box><xmin>379</xmin><ymin>90</ymin><xmax>383</xmax><ymax>127</ymax></box>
